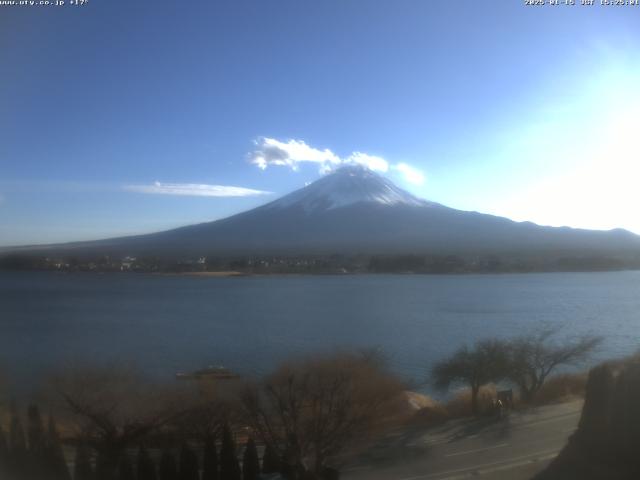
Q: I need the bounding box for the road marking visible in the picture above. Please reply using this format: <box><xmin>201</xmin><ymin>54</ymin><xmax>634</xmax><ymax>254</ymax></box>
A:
<box><xmin>420</xmin><ymin>410</ymin><xmax>579</xmax><ymax>447</ymax></box>
<box><xmin>517</xmin><ymin>411</ymin><xmax>580</xmax><ymax>429</ymax></box>
<box><xmin>343</xmin><ymin>465</ymin><xmax>372</xmax><ymax>473</ymax></box>
<box><xmin>423</xmin><ymin>438</ymin><xmax>449</xmax><ymax>446</ymax></box>
<box><xmin>395</xmin><ymin>448</ymin><xmax>560</xmax><ymax>480</ymax></box>
<box><xmin>444</xmin><ymin>443</ymin><xmax>509</xmax><ymax>457</ymax></box>
<box><xmin>474</xmin><ymin>452</ymin><xmax>557</xmax><ymax>476</ymax></box>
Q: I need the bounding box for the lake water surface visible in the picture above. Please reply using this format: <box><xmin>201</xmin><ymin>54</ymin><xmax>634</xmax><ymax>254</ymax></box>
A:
<box><xmin>1</xmin><ymin>271</ymin><xmax>639</xmax><ymax>392</ymax></box>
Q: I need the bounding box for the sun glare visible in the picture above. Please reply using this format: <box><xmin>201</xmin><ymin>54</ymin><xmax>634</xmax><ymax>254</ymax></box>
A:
<box><xmin>494</xmin><ymin>63</ymin><xmax>640</xmax><ymax>233</ymax></box>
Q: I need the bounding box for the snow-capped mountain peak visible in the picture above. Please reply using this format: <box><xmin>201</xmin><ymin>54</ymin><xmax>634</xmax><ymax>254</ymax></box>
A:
<box><xmin>10</xmin><ymin>164</ymin><xmax>640</xmax><ymax>260</ymax></box>
<box><xmin>263</xmin><ymin>165</ymin><xmax>433</xmax><ymax>213</ymax></box>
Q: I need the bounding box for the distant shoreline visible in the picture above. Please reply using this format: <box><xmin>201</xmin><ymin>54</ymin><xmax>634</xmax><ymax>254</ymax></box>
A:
<box><xmin>162</xmin><ymin>270</ymin><xmax>248</xmax><ymax>277</ymax></box>
<box><xmin>159</xmin><ymin>268</ymin><xmax>640</xmax><ymax>278</ymax></box>
<box><xmin>4</xmin><ymin>268</ymin><xmax>640</xmax><ymax>278</ymax></box>
<box><xmin>4</xmin><ymin>250</ymin><xmax>640</xmax><ymax>276</ymax></box>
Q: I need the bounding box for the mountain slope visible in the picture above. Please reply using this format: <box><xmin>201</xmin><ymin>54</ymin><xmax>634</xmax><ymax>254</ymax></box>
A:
<box><xmin>5</xmin><ymin>165</ymin><xmax>640</xmax><ymax>259</ymax></box>
<box><xmin>261</xmin><ymin>165</ymin><xmax>431</xmax><ymax>212</ymax></box>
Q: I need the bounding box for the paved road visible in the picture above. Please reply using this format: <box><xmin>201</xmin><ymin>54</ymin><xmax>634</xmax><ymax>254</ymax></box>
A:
<box><xmin>343</xmin><ymin>401</ymin><xmax>583</xmax><ymax>480</ymax></box>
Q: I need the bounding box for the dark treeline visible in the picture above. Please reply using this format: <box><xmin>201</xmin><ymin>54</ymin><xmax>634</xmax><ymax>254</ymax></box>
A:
<box><xmin>0</xmin><ymin>404</ymin><xmax>70</xmax><ymax>480</ymax></box>
<box><xmin>0</xmin><ymin>351</ymin><xmax>405</xmax><ymax>480</ymax></box>
<box><xmin>0</xmin><ymin>404</ymin><xmax>280</xmax><ymax>480</ymax></box>
<box><xmin>2</xmin><ymin>252</ymin><xmax>640</xmax><ymax>274</ymax></box>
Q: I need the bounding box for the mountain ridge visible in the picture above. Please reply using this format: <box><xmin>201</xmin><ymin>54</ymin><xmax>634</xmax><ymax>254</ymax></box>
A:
<box><xmin>2</xmin><ymin>166</ymin><xmax>640</xmax><ymax>260</ymax></box>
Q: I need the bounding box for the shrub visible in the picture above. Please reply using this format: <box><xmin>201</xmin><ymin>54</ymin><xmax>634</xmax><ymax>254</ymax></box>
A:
<box><xmin>137</xmin><ymin>446</ymin><xmax>157</xmax><ymax>480</ymax></box>
<box><xmin>202</xmin><ymin>436</ymin><xmax>219</xmax><ymax>480</ymax></box>
<box><xmin>444</xmin><ymin>385</ymin><xmax>498</xmax><ymax>418</ymax></box>
<box><xmin>179</xmin><ymin>443</ymin><xmax>199</xmax><ymax>480</ymax></box>
<box><xmin>533</xmin><ymin>373</ymin><xmax>588</xmax><ymax>405</ymax></box>
<box><xmin>242</xmin><ymin>437</ymin><xmax>260</xmax><ymax>480</ymax></box>
<box><xmin>74</xmin><ymin>444</ymin><xmax>94</xmax><ymax>480</ymax></box>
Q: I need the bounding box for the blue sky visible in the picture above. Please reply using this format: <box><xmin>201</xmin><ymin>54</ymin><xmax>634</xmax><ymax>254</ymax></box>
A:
<box><xmin>1</xmin><ymin>0</ymin><xmax>640</xmax><ymax>246</ymax></box>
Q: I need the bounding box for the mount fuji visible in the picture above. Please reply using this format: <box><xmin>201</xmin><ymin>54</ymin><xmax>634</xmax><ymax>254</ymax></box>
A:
<box><xmin>6</xmin><ymin>165</ymin><xmax>640</xmax><ymax>259</ymax></box>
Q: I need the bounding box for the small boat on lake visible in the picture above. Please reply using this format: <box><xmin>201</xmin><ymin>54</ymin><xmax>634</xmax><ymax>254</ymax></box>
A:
<box><xmin>176</xmin><ymin>365</ymin><xmax>239</xmax><ymax>380</ymax></box>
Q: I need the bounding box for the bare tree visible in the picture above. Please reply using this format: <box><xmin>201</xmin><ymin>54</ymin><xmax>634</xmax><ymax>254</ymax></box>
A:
<box><xmin>506</xmin><ymin>328</ymin><xmax>602</xmax><ymax>403</ymax></box>
<box><xmin>241</xmin><ymin>352</ymin><xmax>405</xmax><ymax>479</ymax></box>
<box><xmin>432</xmin><ymin>339</ymin><xmax>510</xmax><ymax>415</ymax></box>
<box><xmin>51</xmin><ymin>365</ymin><xmax>184</xmax><ymax>479</ymax></box>
<box><xmin>168</xmin><ymin>380</ymin><xmax>242</xmax><ymax>443</ymax></box>
<box><xmin>0</xmin><ymin>415</ymin><xmax>10</xmax><ymax>478</ymax></box>
<box><xmin>0</xmin><ymin>366</ymin><xmax>8</xmax><ymax>407</ymax></box>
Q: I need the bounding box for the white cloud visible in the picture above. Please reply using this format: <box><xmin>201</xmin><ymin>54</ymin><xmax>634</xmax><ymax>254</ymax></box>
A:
<box><xmin>392</xmin><ymin>162</ymin><xmax>426</xmax><ymax>186</ymax></box>
<box><xmin>250</xmin><ymin>137</ymin><xmax>425</xmax><ymax>186</ymax></box>
<box><xmin>345</xmin><ymin>152</ymin><xmax>389</xmax><ymax>172</ymax></box>
<box><xmin>124</xmin><ymin>182</ymin><xmax>271</xmax><ymax>197</ymax></box>
<box><xmin>250</xmin><ymin>138</ymin><xmax>340</xmax><ymax>171</ymax></box>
